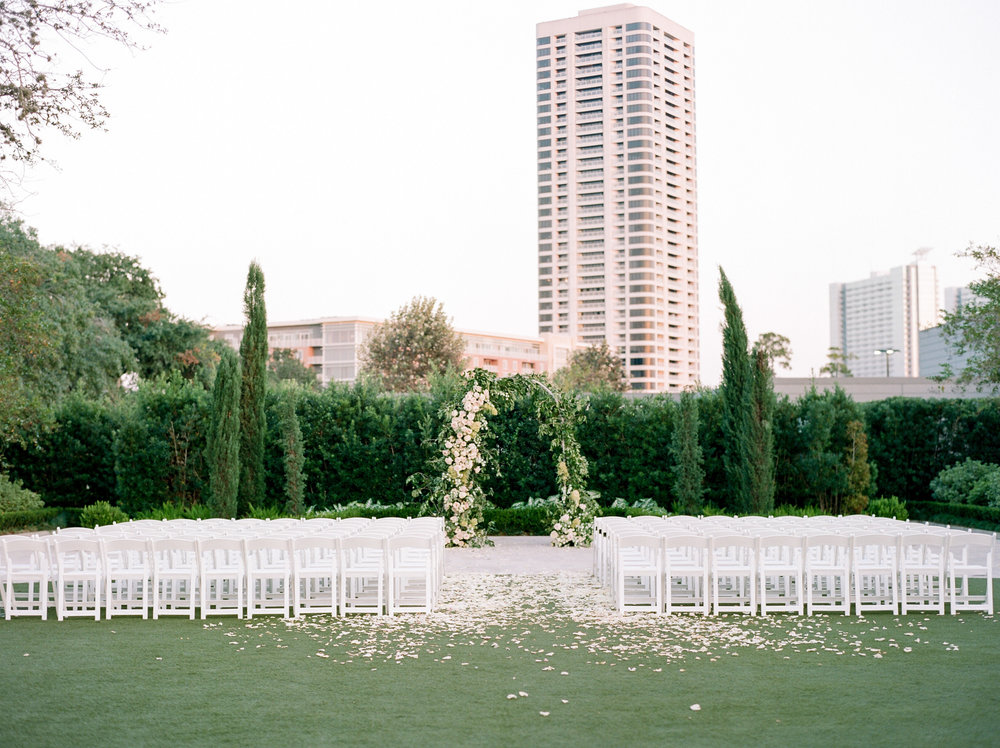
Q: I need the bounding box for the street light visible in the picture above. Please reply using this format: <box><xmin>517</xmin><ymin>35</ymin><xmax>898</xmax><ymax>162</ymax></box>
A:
<box><xmin>873</xmin><ymin>348</ymin><xmax>898</xmax><ymax>377</ymax></box>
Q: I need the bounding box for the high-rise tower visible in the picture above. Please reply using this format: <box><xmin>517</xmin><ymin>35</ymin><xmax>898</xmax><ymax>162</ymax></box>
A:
<box><xmin>536</xmin><ymin>4</ymin><xmax>699</xmax><ymax>391</ymax></box>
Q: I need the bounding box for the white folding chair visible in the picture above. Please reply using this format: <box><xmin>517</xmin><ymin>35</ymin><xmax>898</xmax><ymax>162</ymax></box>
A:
<box><xmin>804</xmin><ymin>534</ymin><xmax>851</xmax><ymax>615</ymax></box>
<box><xmin>757</xmin><ymin>535</ymin><xmax>804</xmax><ymax>615</ymax></box>
<box><xmin>852</xmin><ymin>533</ymin><xmax>900</xmax><ymax>615</ymax></box>
<box><xmin>101</xmin><ymin>537</ymin><xmax>152</xmax><ymax>619</ymax></box>
<box><xmin>52</xmin><ymin>537</ymin><xmax>103</xmax><ymax>621</ymax></box>
<box><xmin>291</xmin><ymin>535</ymin><xmax>339</xmax><ymax>616</ymax></box>
<box><xmin>946</xmin><ymin>532</ymin><xmax>995</xmax><ymax>614</ymax></box>
<box><xmin>339</xmin><ymin>535</ymin><xmax>387</xmax><ymax>616</ymax></box>
<box><xmin>149</xmin><ymin>537</ymin><xmax>199</xmax><ymax>619</ymax></box>
<box><xmin>710</xmin><ymin>534</ymin><xmax>757</xmax><ymax>615</ymax></box>
<box><xmin>614</xmin><ymin>532</ymin><xmax>662</xmax><ymax>614</ymax></box>
<box><xmin>899</xmin><ymin>533</ymin><xmax>946</xmax><ymax>615</ymax></box>
<box><xmin>2</xmin><ymin>537</ymin><xmax>52</xmax><ymax>620</ymax></box>
<box><xmin>387</xmin><ymin>533</ymin><xmax>437</xmax><ymax>615</ymax></box>
<box><xmin>198</xmin><ymin>537</ymin><xmax>246</xmax><ymax>618</ymax></box>
<box><xmin>663</xmin><ymin>534</ymin><xmax>710</xmax><ymax>615</ymax></box>
<box><xmin>244</xmin><ymin>537</ymin><xmax>291</xmax><ymax>618</ymax></box>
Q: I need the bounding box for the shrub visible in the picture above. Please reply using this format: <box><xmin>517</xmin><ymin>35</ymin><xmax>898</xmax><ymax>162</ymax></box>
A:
<box><xmin>970</xmin><ymin>471</ymin><xmax>1000</xmax><ymax>508</ymax></box>
<box><xmin>0</xmin><ymin>507</ymin><xmax>60</xmax><ymax>532</ymax></box>
<box><xmin>868</xmin><ymin>496</ymin><xmax>909</xmax><ymax>520</ymax></box>
<box><xmin>134</xmin><ymin>502</ymin><xmax>214</xmax><ymax>520</ymax></box>
<box><xmin>79</xmin><ymin>501</ymin><xmax>129</xmax><ymax>528</ymax></box>
<box><xmin>929</xmin><ymin>458</ymin><xmax>1000</xmax><ymax>505</ymax></box>
<box><xmin>0</xmin><ymin>472</ymin><xmax>44</xmax><ymax>513</ymax></box>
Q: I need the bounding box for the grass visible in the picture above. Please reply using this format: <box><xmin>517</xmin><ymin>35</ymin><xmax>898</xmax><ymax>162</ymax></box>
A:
<box><xmin>1</xmin><ymin>575</ymin><xmax>998</xmax><ymax>747</ymax></box>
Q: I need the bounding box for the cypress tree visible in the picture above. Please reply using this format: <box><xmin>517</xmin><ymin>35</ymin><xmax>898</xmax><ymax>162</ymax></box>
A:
<box><xmin>670</xmin><ymin>389</ymin><xmax>705</xmax><ymax>514</ymax></box>
<box><xmin>278</xmin><ymin>388</ymin><xmax>305</xmax><ymax>516</ymax></box>
<box><xmin>238</xmin><ymin>261</ymin><xmax>267</xmax><ymax>514</ymax></box>
<box><xmin>749</xmin><ymin>345</ymin><xmax>776</xmax><ymax>513</ymax></box>
<box><xmin>718</xmin><ymin>267</ymin><xmax>754</xmax><ymax>513</ymax></box>
<box><xmin>206</xmin><ymin>347</ymin><xmax>241</xmax><ymax>518</ymax></box>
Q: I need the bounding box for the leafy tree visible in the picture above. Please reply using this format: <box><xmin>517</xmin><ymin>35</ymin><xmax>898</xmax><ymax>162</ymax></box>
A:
<box><xmin>268</xmin><ymin>348</ymin><xmax>319</xmax><ymax>388</ymax></box>
<box><xmin>553</xmin><ymin>340</ymin><xmax>626</xmax><ymax>392</ymax></box>
<box><xmin>755</xmin><ymin>332</ymin><xmax>793</xmax><ymax>372</ymax></box>
<box><xmin>820</xmin><ymin>346</ymin><xmax>854</xmax><ymax>377</ymax></box>
<box><xmin>718</xmin><ymin>268</ymin><xmax>754</xmax><ymax>513</ymax></box>
<box><xmin>749</xmin><ymin>345</ymin><xmax>776</xmax><ymax>514</ymax></box>
<box><xmin>360</xmin><ymin>296</ymin><xmax>465</xmax><ymax>392</ymax></box>
<box><xmin>277</xmin><ymin>388</ymin><xmax>305</xmax><ymax>516</ymax></box>
<box><xmin>205</xmin><ymin>348</ymin><xmax>241</xmax><ymax>518</ymax></box>
<box><xmin>843</xmin><ymin>419</ymin><xmax>872</xmax><ymax>514</ymax></box>
<box><xmin>941</xmin><ymin>244</ymin><xmax>1000</xmax><ymax>391</ymax></box>
<box><xmin>0</xmin><ymin>1</ymin><xmax>163</xmax><ymax>184</ymax></box>
<box><xmin>238</xmin><ymin>261</ymin><xmax>268</xmax><ymax>514</ymax></box>
<box><xmin>669</xmin><ymin>390</ymin><xmax>705</xmax><ymax>514</ymax></box>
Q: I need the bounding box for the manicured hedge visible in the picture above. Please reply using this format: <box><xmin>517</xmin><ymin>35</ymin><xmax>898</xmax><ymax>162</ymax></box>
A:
<box><xmin>905</xmin><ymin>500</ymin><xmax>1000</xmax><ymax>532</ymax></box>
<box><xmin>0</xmin><ymin>507</ymin><xmax>60</xmax><ymax>532</ymax></box>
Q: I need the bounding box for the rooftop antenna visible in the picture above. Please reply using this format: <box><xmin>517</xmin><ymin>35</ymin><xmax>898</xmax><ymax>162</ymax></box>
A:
<box><xmin>913</xmin><ymin>247</ymin><xmax>932</xmax><ymax>263</ymax></box>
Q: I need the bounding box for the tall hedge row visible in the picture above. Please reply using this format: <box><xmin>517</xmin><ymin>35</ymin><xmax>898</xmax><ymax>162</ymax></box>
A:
<box><xmin>3</xmin><ymin>379</ymin><xmax>999</xmax><ymax>514</ymax></box>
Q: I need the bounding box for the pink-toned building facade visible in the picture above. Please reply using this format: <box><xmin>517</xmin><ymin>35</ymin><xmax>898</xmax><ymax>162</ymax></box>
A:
<box><xmin>536</xmin><ymin>5</ymin><xmax>700</xmax><ymax>391</ymax></box>
<box><xmin>211</xmin><ymin>318</ymin><xmax>575</xmax><ymax>386</ymax></box>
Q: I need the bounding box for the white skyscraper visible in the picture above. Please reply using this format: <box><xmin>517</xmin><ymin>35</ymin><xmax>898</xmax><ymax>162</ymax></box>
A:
<box><xmin>829</xmin><ymin>259</ymin><xmax>940</xmax><ymax>377</ymax></box>
<box><xmin>536</xmin><ymin>4</ymin><xmax>699</xmax><ymax>391</ymax></box>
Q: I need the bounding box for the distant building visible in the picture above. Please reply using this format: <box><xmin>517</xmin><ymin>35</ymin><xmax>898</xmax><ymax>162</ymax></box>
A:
<box><xmin>210</xmin><ymin>318</ymin><xmax>576</xmax><ymax>386</ymax></box>
<box><xmin>918</xmin><ymin>286</ymin><xmax>983</xmax><ymax>378</ymax></box>
<box><xmin>773</xmin><ymin>377</ymin><xmax>982</xmax><ymax>403</ymax></box>
<box><xmin>536</xmin><ymin>5</ymin><xmax>700</xmax><ymax>392</ymax></box>
<box><xmin>829</xmin><ymin>259</ymin><xmax>939</xmax><ymax>377</ymax></box>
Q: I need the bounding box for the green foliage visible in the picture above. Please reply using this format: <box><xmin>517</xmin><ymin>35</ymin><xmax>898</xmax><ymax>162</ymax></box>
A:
<box><xmin>843</xmin><ymin>419</ymin><xmax>872</xmax><ymax>514</ymax></box>
<box><xmin>278</xmin><ymin>388</ymin><xmax>306</xmax><ymax>516</ymax></box>
<box><xmin>755</xmin><ymin>332</ymin><xmax>792</xmax><ymax>371</ymax></box>
<box><xmin>941</xmin><ymin>244</ymin><xmax>1000</xmax><ymax>390</ymax></box>
<box><xmin>238</xmin><ymin>261</ymin><xmax>268</xmax><ymax>514</ymax></box>
<box><xmin>552</xmin><ymin>340</ymin><xmax>626</xmax><ymax>392</ymax></box>
<box><xmin>113</xmin><ymin>375</ymin><xmax>210</xmax><ymax>515</ymax></box>
<box><xmin>868</xmin><ymin>496</ymin><xmax>909</xmax><ymax>520</ymax></box>
<box><xmin>205</xmin><ymin>347</ymin><xmax>241</xmax><ymax>518</ymax></box>
<box><xmin>820</xmin><ymin>346</ymin><xmax>855</xmax><ymax>378</ymax></box>
<box><xmin>669</xmin><ymin>390</ymin><xmax>705</xmax><ymax>514</ymax></box>
<box><xmin>971</xmin><ymin>471</ymin><xmax>1000</xmax><ymax>508</ymax></box>
<box><xmin>268</xmin><ymin>348</ymin><xmax>319</xmax><ymax>388</ymax></box>
<box><xmin>929</xmin><ymin>458</ymin><xmax>1000</xmax><ymax>505</ymax></box>
<box><xmin>718</xmin><ymin>268</ymin><xmax>754</xmax><ymax>513</ymax></box>
<box><xmin>133</xmin><ymin>502</ymin><xmax>214</xmax><ymax>521</ymax></box>
<box><xmin>0</xmin><ymin>507</ymin><xmax>60</xmax><ymax>532</ymax></box>
<box><xmin>79</xmin><ymin>500</ymin><xmax>129</xmax><ymax>528</ymax></box>
<box><xmin>0</xmin><ymin>472</ymin><xmax>44</xmax><ymax>512</ymax></box>
<box><xmin>749</xmin><ymin>346</ymin><xmax>776</xmax><ymax>514</ymax></box>
<box><xmin>906</xmin><ymin>499</ymin><xmax>1000</xmax><ymax>531</ymax></box>
<box><xmin>360</xmin><ymin>296</ymin><xmax>465</xmax><ymax>392</ymax></box>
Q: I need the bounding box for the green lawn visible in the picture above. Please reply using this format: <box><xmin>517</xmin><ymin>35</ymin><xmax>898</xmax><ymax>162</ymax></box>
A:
<box><xmin>1</xmin><ymin>574</ymin><xmax>998</xmax><ymax>747</ymax></box>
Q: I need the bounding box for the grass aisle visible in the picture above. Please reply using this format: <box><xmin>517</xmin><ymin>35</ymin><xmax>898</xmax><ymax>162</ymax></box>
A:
<box><xmin>1</xmin><ymin>574</ymin><xmax>998</xmax><ymax>747</ymax></box>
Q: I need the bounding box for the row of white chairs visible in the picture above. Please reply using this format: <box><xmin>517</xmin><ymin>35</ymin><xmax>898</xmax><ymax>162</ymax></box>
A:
<box><xmin>0</xmin><ymin>517</ymin><xmax>444</xmax><ymax>621</ymax></box>
<box><xmin>596</xmin><ymin>516</ymin><xmax>995</xmax><ymax>616</ymax></box>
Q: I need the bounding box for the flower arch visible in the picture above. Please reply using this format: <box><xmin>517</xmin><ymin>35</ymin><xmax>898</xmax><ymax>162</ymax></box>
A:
<box><xmin>416</xmin><ymin>369</ymin><xmax>598</xmax><ymax>547</ymax></box>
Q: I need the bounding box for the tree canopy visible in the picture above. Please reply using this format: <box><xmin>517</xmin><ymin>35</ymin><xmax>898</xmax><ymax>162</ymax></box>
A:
<box><xmin>0</xmin><ymin>215</ymin><xmax>220</xmax><ymax>446</ymax></box>
<box><xmin>553</xmin><ymin>340</ymin><xmax>626</xmax><ymax>393</ymax></box>
<box><xmin>754</xmin><ymin>332</ymin><xmax>792</xmax><ymax>372</ymax></box>
<box><xmin>0</xmin><ymin>1</ymin><xmax>163</xmax><ymax>185</ymax></box>
<box><xmin>820</xmin><ymin>346</ymin><xmax>854</xmax><ymax>378</ymax></box>
<box><xmin>360</xmin><ymin>296</ymin><xmax>465</xmax><ymax>392</ymax></box>
<box><xmin>268</xmin><ymin>348</ymin><xmax>319</xmax><ymax>389</ymax></box>
<box><xmin>942</xmin><ymin>244</ymin><xmax>1000</xmax><ymax>391</ymax></box>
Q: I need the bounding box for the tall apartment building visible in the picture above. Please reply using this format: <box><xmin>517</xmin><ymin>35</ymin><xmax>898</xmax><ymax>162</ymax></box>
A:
<box><xmin>829</xmin><ymin>260</ymin><xmax>940</xmax><ymax>377</ymax></box>
<box><xmin>536</xmin><ymin>4</ymin><xmax>699</xmax><ymax>392</ymax></box>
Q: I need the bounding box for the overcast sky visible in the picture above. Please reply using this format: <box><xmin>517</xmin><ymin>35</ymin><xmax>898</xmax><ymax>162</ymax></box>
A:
<box><xmin>16</xmin><ymin>0</ymin><xmax>1000</xmax><ymax>385</ymax></box>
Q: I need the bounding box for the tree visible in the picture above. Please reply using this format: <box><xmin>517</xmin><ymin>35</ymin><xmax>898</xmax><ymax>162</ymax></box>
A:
<box><xmin>718</xmin><ymin>268</ymin><xmax>754</xmax><ymax>513</ymax></box>
<box><xmin>205</xmin><ymin>348</ymin><xmax>241</xmax><ymax>518</ymax></box>
<box><xmin>942</xmin><ymin>244</ymin><xmax>1000</xmax><ymax>390</ymax></box>
<box><xmin>749</xmin><ymin>345</ymin><xmax>776</xmax><ymax>514</ymax></box>
<box><xmin>238</xmin><ymin>261</ymin><xmax>267</xmax><ymax>514</ymax></box>
<box><xmin>553</xmin><ymin>340</ymin><xmax>626</xmax><ymax>392</ymax></box>
<box><xmin>268</xmin><ymin>348</ymin><xmax>319</xmax><ymax>388</ymax></box>
<box><xmin>754</xmin><ymin>332</ymin><xmax>792</xmax><ymax>372</ymax></box>
<box><xmin>669</xmin><ymin>390</ymin><xmax>705</xmax><ymax>514</ymax></box>
<box><xmin>0</xmin><ymin>1</ymin><xmax>163</xmax><ymax>185</ymax></box>
<box><xmin>277</xmin><ymin>388</ymin><xmax>305</xmax><ymax>516</ymax></box>
<box><xmin>360</xmin><ymin>296</ymin><xmax>465</xmax><ymax>392</ymax></box>
<box><xmin>820</xmin><ymin>346</ymin><xmax>854</xmax><ymax>377</ymax></box>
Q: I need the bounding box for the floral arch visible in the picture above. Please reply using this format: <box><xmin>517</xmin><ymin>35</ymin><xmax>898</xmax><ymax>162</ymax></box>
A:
<box><xmin>415</xmin><ymin>369</ymin><xmax>598</xmax><ymax>547</ymax></box>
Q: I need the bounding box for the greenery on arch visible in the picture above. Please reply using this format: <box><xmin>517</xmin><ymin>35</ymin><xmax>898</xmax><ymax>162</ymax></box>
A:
<box><xmin>412</xmin><ymin>369</ymin><xmax>596</xmax><ymax>547</ymax></box>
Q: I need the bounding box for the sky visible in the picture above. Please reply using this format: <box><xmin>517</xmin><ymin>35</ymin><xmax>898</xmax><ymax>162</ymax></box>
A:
<box><xmin>15</xmin><ymin>0</ymin><xmax>1000</xmax><ymax>385</ymax></box>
